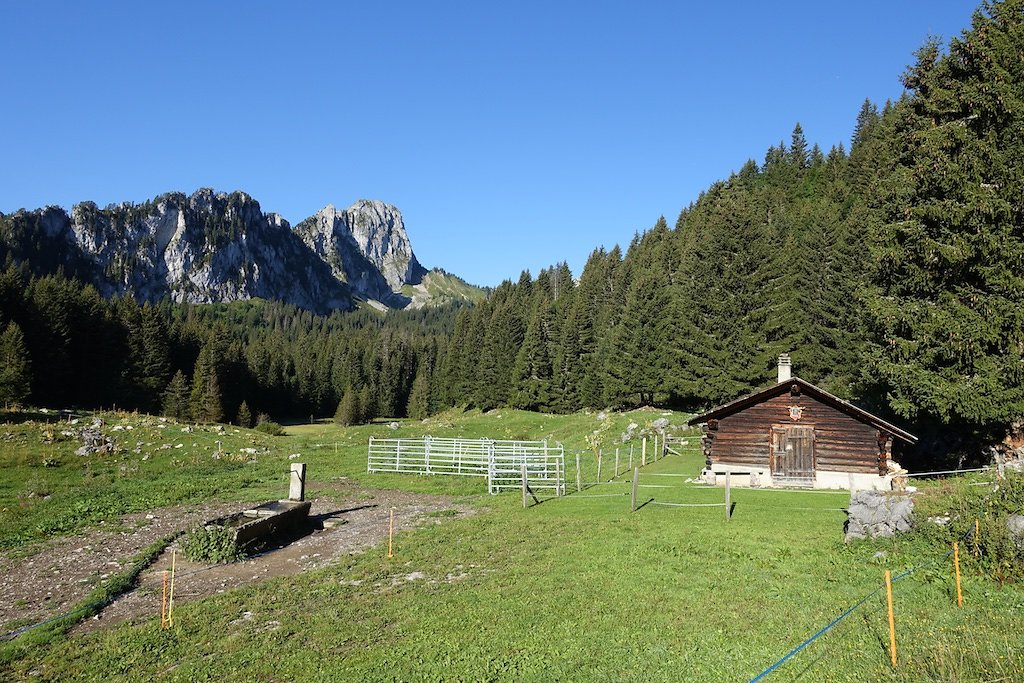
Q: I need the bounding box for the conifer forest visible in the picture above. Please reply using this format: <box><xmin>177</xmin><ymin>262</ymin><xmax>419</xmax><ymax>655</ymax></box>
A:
<box><xmin>2</xmin><ymin>1</ymin><xmax>1023</xmax><ymax>467</ymax></box>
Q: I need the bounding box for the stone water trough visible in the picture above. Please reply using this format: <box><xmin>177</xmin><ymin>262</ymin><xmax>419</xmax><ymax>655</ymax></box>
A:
<box><xmin>202</xmin><ymin>463</ymin><xmax>311</xmax><ymax>552</ymax></box>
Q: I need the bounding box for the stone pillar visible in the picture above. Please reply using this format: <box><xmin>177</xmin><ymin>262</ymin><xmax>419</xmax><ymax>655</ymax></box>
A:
<box><xmin>289</xmin><ymin>463</ymin><xmax>307</xmax><ymax>501</ymax></box>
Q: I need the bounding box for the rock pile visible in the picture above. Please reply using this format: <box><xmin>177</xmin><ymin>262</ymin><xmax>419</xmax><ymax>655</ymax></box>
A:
<box><xmin>74</xmin><ymin>427</ymin><xmax>117</xmax><ymax>456</ymax></box>
<box><xmin>845</xmin><ymin>490</ymin><xmax>914</xmax><ymax>541</ymax></box>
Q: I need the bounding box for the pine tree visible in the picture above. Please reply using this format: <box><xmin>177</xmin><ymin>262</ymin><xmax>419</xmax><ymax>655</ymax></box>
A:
<box><xmin>0</xmin><ymin>321</ymin><xmax>31</xmax><ymax>407</ymax></box>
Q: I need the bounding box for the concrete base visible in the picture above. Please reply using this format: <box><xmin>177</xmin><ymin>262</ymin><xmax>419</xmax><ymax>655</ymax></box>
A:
<box><xmin>702</xmin><ymin>467</ymin><xmax>891</xmax><ymax>491</ymax></box>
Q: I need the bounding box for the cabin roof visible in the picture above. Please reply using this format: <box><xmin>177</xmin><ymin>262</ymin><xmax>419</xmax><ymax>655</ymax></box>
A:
<box><xmin>686</xmin><ymin>377</ymin><xmax>918</xmax><ymax>443</ymax></box>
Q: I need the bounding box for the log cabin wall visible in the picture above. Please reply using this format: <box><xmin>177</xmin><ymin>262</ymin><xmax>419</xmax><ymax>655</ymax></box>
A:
<box><xmin>707</xmin><ymin>387</ymin><xmax>884</xmax><ymax>475</ymax></box>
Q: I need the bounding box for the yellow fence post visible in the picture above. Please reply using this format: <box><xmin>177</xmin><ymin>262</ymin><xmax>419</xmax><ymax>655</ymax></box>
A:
<box><xmin>388</xmin><ymin>508</ymin><xmax>395</xmax><ymax>558</ymax></box>
<box><xmin>168</xmin><ymin>550</ymin><xmax>176</xmax><ymax>628</ymax></box>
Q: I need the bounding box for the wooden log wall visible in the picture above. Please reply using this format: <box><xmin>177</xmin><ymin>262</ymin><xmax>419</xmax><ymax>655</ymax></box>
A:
<box><xmin>708</xmin><ymin>385</ymin><xmax>887</xmax><ymax>474</ymax></box>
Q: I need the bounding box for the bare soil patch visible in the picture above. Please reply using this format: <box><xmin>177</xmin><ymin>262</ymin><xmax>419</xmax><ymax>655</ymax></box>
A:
<box><xmin>0</xmin><ymin>479</ymin><xmax>473</xmax><ymax>637</ymax></box>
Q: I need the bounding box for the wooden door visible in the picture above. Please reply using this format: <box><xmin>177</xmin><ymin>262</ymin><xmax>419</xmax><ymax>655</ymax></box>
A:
<box><xmin>771</xmin><ymin>425</ymin><xmax>815</xmax><ymax>486</ymax></box>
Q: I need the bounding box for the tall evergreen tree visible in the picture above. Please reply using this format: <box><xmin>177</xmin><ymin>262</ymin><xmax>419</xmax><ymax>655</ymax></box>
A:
<box><xmin>864</xmin><ymin>1</ymin><xmax>1024</xmax><ymax>444</ymax></box>
<box><xmin>0</xmin><ymin>321</ymin><xmax>31</xmax><ymax>407</ymax></box>
<box><xmin>162</xmin><ymin>370</ymin><xmax>190</xmax><ymax>420</ymax></box>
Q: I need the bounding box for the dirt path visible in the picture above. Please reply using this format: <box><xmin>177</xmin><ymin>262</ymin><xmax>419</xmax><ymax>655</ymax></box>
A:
<box><xmin>0</xmin><ymin>481</ymin><xmax>473</xmax><ymax>637</ymax></box>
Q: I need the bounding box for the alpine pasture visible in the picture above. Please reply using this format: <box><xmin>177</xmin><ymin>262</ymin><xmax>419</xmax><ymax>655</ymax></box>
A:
<box><xmin>1</xmin><ymin>408</ymin><xmax>1020</xmax><ymax>682</ymax></box>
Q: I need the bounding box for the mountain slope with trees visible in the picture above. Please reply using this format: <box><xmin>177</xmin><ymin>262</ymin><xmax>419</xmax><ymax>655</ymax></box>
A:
<box><xmin>0</xmin><ymin>0</ymin><xmax>1020</xmax><ymax>467</ymax></box>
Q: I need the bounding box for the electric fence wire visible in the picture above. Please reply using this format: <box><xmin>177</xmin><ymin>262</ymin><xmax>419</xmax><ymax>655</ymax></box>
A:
<box><xmin>748</xmin><ymin>495</ymin><xmax>988</xmax><ymax>682</ymax></box>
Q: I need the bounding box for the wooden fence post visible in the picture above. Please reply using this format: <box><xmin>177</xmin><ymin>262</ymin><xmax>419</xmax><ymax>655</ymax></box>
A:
<box><xmin>597</xmin><ymin>450</ymin><xmax>603</xmax><ymax>482</ymax></box>
<box><xmin>725</xmin><ymin>471</ymin><xmax>731</xmax><ymax>521</ymax></box>
<box><xmin>631</xmin><ymin>467</ymin><xmax>639</xmax><ymax>512</ymax></box>
<box><xmin>615</xmin><ymin>448</ymin><xmax>620</xmax><ymax>478</ymax></box>
<box><xmin>642</xmin><ymin>438</ymin><xmax>647</xmax><ymax>466</ymax></box>
<box><xmin>522</xmin><ymin>464</ymin><xmax>529</xmax><ymax>509</ymax></box>
<box><xmin>653</xmin><ymin>435</ymin><xmax>658</xmax><ymax>462</ymax></box>
<box><xmin>576</xmin><ymin>453</ymin><xmax>582</xmax><ymax>492</ymax></box>
<box><xmin>629</xmin><ymin>444</ymin><xmax>634</xmax><ymax>470</ymax></box>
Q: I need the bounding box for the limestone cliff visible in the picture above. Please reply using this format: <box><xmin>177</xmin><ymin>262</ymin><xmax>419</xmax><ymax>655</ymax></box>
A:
<box><xmin>0</xmin><ymin>189</ymin><xmax>478</xmax><ymax>313</ymax></box>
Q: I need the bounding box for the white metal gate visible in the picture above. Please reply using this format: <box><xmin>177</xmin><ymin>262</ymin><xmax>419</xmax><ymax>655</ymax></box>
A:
<box><xmin>367</xmin><ymin>436</ymin><xmax>565</xmax><ymax>495</ymax></box>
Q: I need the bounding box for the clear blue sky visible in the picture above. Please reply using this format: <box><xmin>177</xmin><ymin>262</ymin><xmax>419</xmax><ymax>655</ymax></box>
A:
<box><xmin>1</xmin><ymin>1</ymin><xmax>976</xmax><ymax>287</ymax></box>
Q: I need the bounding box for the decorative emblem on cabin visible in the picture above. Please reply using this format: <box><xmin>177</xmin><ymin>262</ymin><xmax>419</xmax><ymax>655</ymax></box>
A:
<box><xmin>789</xmin><ymin>405</ymin><xmax>803</xmax><ymax>421</ymax></box>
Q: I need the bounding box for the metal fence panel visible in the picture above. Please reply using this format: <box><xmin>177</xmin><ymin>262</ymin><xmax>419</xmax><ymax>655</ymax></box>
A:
<box><xmin>368</xmin><ymin>436</ymin><xmax>564</xmax><ymax>495</ymax></box>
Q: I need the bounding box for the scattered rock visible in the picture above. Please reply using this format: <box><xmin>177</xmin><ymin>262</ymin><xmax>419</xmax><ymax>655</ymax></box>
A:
<box><xmin>596</xmin><ymin>411</ymin><xmax>608</xmax><ymax>421</ymax></box>
<box><xmin>652</xmin><ymin>418</ymin><xmax>670</xmax><ymax>430</ymax></box>
<box><xmin>388</xmin><ymin>422</ymin><xmax>400</xmax><ymax>430</ymax></box>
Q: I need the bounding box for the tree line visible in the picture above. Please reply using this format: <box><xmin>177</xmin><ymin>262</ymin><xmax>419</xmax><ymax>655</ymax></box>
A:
<box><xmin>1</xmin><ymin>0</ymin><xmax>1021</xmax><ymax>464</ymax></box>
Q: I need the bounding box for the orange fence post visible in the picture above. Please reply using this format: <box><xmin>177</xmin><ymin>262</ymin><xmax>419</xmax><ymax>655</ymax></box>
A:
<box><xmin>885</xmin><ymin>569</ymin><xmax>897</xmax><ymax>668</ymax></box>
<box><xmin>161</xmin><ymin>570</ymin><xmax>168</xmax><ymax>629</ymax></box>
<box><xmin>954</xmin><ymin>542</ymin><xmax>963</xmax><ymax>608</ymax></box>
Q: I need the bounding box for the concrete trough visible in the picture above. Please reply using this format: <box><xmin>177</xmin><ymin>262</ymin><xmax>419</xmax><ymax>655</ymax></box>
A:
<box><xmin>206</xmin><ymin>499</ymin><xmax>312</xmax><ymax>551</ymax></box>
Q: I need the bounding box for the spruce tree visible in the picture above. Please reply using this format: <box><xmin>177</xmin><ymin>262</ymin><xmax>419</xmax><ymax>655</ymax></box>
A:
<box><xmin>236</xmin><ymin>399</ymin><xmax>253</xmax><ymax>428</ymax></box>
<box><xmin>162</xmin><ymin>370</ymin><xmax>190</xmax><ymax>420</ymax></box>
<box><xmin>865</xmin><ymin>2</ymin><xmax>1024</xmax><ymax>439</ymax></box>
<box><xmin>0</xmin><ymin>321</ymin><xmax>31</xmax><ymax>407</ymax></box>
<box><xmin>335</xmin><ymin>385</ymin><xmax>362</xmax><ymax>426</ymax></box>
<box><xmin>406</xmin><ymin>370</ymin><xmax>431</xmax><ymax>420</ymax></box>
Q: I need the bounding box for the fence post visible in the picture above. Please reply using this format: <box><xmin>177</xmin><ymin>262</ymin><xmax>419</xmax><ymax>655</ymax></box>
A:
<box><xmin>725</xmin><ymin>471</ymin><xmax>731</xmax><ymax>521</ymax></box>
<box><xmin>954</xmin><ymin>542</ymin><xmax>963</xmax><ymax>608</ymax></box>
<box><xmin>522</xmin><ymin>464</ymin><xmax>529</xmax><ymax>509</ymax></box>
<box><xmin>576</xmin><ymin>453</ymin><xmax>582</xmax><ymax>492</ymax></box>
<box><xmin>631</xmin><ymin>467</ymin><xmax>639</xmax><ymax>512</ymax></box>
<box><xmin>629</xmin><ymin>444</ymin><xmax>634</xmax><ymax>470</ymax></box>
<box><xmin>653</xmin><ymin>435</ymin><xmax>658</xmax><ymax>462</ymax></box>
<box><xmin>885</xmin><ymin>569</ymin><xmax>897</xmax><ymax>667</ymax></box>
<box><xmin>367</xmin><ymin>437</ymin><xmax>374</xmax><ymax>473</ymax></box>
<box><xmin>615</xmin><ymin>448</ymin><xmax>620</xmax><ymax>478</ymax></box>
<box><xmin>597</xmin><ymin>450</ymin><xmax>603</xmax><ymax>482</ymax></box>
<box><xmin>556</xmin><ymin>457</ymin><xmax>563</xmax><ymax>496</ymax></box>
<box><xmin>642</xmin><ymin>438</ymin><xmax>647</xmax><ymax>466</ymax></box>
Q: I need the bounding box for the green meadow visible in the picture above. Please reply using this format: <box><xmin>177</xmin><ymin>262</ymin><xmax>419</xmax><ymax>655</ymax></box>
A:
<box><xmin>0</xmin><ymin>408</ymin><xmax>1020</xmax><ymax>682</ymax></box>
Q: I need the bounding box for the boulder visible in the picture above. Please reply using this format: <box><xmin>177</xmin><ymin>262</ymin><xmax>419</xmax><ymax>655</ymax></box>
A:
<box><xmin>845</xmin><ymin>490</ymin><xmax>914</xmax><ymax>542</ymax></box>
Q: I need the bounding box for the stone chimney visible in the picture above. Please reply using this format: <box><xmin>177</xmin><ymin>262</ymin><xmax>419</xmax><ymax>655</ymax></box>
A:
<box><xmin>777</xmin><ymin>353</ymin><xmax>792</xmax><ymax>383</ymax></box>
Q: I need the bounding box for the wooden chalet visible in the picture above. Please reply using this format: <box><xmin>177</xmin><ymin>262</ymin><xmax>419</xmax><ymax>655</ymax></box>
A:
<box><xmin>687</xmin><ymin>355</ymin><xmax>917</xmax><ymax>490</ymax></box>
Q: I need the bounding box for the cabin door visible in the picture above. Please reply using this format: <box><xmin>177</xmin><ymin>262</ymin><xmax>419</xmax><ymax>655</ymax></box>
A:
<box><xmin>771</xmin><ymin>425</ymin><xmax>815</xmax><ymax>486</ymax></box>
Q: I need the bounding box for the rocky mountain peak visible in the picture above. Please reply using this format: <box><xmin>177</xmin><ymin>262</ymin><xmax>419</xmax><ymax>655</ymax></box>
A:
<box><xmin>296</xmin><ymin>199</ymin><xmax>427</xmax><ymax>306</ymax></box>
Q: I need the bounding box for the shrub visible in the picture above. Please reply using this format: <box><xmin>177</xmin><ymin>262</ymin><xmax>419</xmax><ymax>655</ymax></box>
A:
<box><xmin>255</xmin><ymin>413</ymin><xmax>284</xmax><ymax>436</ymax></box>
<box><xmin>912</xmin><ymin>471</ymin><xmax>1024</xmax><ymax>583</ymax></box>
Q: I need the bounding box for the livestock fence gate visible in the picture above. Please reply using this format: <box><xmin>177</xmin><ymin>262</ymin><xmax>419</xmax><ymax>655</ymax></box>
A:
<box><xmin>367</xmin><ymin>436</ymin><xmax>566</xmax><ymax>496</ymax></box>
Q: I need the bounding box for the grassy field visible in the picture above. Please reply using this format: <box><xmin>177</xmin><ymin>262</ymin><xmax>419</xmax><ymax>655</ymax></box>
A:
<box><xmin>1</xmin><ymin>408</ymin><xmax>1021</xmax><ymax>681</ymax></box>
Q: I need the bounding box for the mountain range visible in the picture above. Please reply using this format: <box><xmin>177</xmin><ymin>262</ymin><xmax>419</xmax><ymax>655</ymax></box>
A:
<box><xmin>0</xmin><ymin>188</ymin><xmax>483</xmax><ymax>313</ymax></box>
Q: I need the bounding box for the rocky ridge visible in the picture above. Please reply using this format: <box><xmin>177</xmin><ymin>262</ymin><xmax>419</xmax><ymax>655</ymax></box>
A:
<box><xmin>0</xmin><ymin>189</ymin><xmax>467</xmax><ymax>313</ymax></box>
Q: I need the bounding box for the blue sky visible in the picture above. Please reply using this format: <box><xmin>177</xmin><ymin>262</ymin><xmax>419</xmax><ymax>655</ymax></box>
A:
<box><xmin>1</xmin><ymin>1</ymin><xmax>976</xmax><ymax>287</ymax></box>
